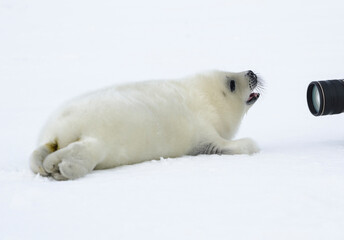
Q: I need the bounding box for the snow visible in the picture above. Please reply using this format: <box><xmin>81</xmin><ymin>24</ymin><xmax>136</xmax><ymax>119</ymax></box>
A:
<box><xmin>1</xmin><ymin>0</ymin><xmax>344</xmax><ymax>239</ymax></box>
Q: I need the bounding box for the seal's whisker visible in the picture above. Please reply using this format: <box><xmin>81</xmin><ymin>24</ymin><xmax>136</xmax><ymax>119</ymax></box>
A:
<box><xmin>255</xmin><ymin>75</ymin><xmax>266</xmax><ymax>94</ymax></box>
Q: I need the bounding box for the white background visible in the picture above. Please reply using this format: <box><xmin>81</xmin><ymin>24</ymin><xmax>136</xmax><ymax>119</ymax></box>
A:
<box><xmin>1</xmin><ymin>0</ymin><xmax>344</xmax><ymax>239</ymax></box>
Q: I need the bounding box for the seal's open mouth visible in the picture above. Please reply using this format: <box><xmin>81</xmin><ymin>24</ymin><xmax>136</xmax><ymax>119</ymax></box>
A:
<box><xmin>245</xmin><ymin>70</ymin><xmax>263</xmax><ymax>105</ymax></box>
<box><xmin>246</xmin><ymin>92</ymin><xmax>260</xmax><ymax>105</ymax></box>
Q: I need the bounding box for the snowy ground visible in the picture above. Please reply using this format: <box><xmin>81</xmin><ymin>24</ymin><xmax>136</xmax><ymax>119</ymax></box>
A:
<box><xmin>1</xmin><ymin>0</ymin><xmax>344</xmax><ymax>239</ymax></box>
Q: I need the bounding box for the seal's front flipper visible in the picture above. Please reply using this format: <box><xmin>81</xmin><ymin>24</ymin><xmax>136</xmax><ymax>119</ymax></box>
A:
<box><xmin>221</xmin><ymin>138</ymin><xmax>260</xmax><ymax>155</ymax></box>
<box><xmin>189</xmin><ymin>137</ymin><xmax>259</xmax><ymax>156</ymax></box>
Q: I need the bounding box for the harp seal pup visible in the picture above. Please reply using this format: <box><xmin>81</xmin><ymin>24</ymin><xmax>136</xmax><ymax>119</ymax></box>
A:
<box><xmin>30</xmin><ymin>70</ymin><xmax>262</xmax><ymax>180</ymax></box>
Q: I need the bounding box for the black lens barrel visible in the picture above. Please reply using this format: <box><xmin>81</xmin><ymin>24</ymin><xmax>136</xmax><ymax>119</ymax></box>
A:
<box><xmin>307</xmin><ymin>79</ymin><xmax>344</xmax><ymax>116</ymax></box>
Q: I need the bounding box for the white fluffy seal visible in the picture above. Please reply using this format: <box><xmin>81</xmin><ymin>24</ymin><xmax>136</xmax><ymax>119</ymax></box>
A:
<box><xmin>30</xmin><ymin>70</ymin><xmax>262</xmax><ymax>180</ymax></box>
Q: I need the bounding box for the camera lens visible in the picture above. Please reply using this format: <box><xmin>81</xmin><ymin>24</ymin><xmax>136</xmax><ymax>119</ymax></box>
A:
<box><xmin>307</xmin><ymin>80</ymin><xmax>344</xmax><ymax>116</ymax></box>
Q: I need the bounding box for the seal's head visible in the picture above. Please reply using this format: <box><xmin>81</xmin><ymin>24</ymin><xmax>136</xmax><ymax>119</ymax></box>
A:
<box><xmin>224</xmin><ymin>70</ymin><xmax>263</xmax><ymax>111</ymax></box>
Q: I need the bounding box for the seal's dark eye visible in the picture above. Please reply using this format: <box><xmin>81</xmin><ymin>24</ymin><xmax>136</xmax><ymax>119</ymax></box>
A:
<box><xmin>230</xmin><ymin>80</ymin><xmax>236</xmax><ymax>92</ymax></box>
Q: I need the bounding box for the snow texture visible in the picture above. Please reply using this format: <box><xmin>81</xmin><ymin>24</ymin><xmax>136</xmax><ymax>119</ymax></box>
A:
<box><xmin>1</xmin><ymin>0</ymin><xmax>344</xmax><ymax>239</ymax></box>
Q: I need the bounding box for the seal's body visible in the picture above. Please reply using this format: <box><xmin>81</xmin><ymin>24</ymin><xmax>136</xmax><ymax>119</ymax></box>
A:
<box><xmin>30</xmin><ymin>70</ymin><xmax>262</xmax><ymax>180</ymax></box>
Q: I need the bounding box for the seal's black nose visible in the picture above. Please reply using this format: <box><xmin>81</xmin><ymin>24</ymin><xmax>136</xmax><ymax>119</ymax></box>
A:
<box><xmin>247</xmin><ymin>70</ymin><xmax>258</xmax><ymax>90</ymax></box>
<box><xmin>247</xmin><ymin>70</ymin><xmax>257</xmax><ymax>81</ymax></box>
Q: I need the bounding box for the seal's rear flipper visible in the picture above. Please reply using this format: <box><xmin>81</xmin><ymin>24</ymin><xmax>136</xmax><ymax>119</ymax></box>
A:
<box><xmin>42</xmin><ymin>137</ymin><xmax>105</xmax><ymax>180</ymax></box>
<box><xmin>30</xmin><ymin>143</ymin><xmax>56</xmax><ymax>176</ymax></box>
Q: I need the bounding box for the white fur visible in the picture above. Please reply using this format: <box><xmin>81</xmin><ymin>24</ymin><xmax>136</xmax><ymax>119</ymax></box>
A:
<box><xmin>30</xmin><ymin>70</ymin><xmax>260</xmax><ymax>180</ymax></box>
